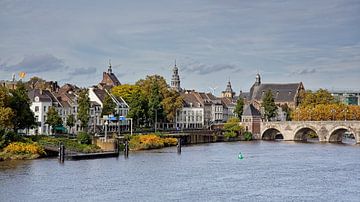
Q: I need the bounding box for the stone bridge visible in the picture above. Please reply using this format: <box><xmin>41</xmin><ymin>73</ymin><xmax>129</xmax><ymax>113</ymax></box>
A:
<box><xmin>259</xmin><ymin>121</ymin><xmax>360</xmax><ymax>144</ymax></box>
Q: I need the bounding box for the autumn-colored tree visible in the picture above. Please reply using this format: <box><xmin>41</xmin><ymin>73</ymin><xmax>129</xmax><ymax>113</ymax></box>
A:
<box><xmin>161</xmin><ymin>89</ymin><xmax>183</xmax><ymax>122</ymax></box>
<box><xmin>0</xmin><ymin>87</ymin><xmax>14</xmax><ymax>129</ymax></box>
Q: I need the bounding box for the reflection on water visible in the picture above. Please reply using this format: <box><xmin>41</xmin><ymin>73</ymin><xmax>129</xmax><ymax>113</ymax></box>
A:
<box><xmin>0</xmin><ymin>141</ymin><xmax>359</xmax><ymax>201</ymax></box>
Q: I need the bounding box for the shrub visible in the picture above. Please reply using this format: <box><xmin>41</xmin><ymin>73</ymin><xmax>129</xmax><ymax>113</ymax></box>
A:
<box><xmin>0</xmin><ymin>129</ymin><xmax>28</xmax><ymax>149</ymax></box>
<box><xmin>77</xmin><ymin>132</ymin><xmax>91</xmax><ymax>145</ymax></box>
<box><xmin>163</xmin><ymin>138</ymin><xmax>177</xmax><ymax>146</ymax></box>
<box><xmin>4</xmin><ymin>142</ymin><xmax>45</xmax><ymax>155</ymax></box>
<box><xmin>244</xmin><ymin>132</ymin><xmax>253</xmax><ymax>141</ymax></box>
<box><xmin>224</xmin><ymin>131</ymin><xmax>237</xmax><ymax>139</ymax></box>
<box><xmin>129</xmin><ymin>134</ymin><xmax>176</xmax><ymax>150</ymax></box>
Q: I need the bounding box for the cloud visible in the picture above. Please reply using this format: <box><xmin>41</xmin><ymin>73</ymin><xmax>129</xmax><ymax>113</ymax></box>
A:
<box><xmin>70</xmin><ymin>67</ymin><xmax>97</xmax><ymax>75</ymax></box>
<box><xmin>0</xmin><ymin>54</ymin><xmax>68</xmax><ymax>73</ymax></box>
<box><xmin>297</xmin><ymin>68</ymin><xmax>317</xmax><ymax>75</ymax></box>
<box><xmin>182</xmin><ymin>61</ymin><xmax>241</xmax><ymax>75</ymax></box>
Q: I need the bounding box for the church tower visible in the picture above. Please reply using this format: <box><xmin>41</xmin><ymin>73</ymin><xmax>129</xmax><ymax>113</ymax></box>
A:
<box><xmin>171</xmin><ymin>60</ymin><xmax>181</xmax><ymax>91</ymax></box>
<box><xmin>221</xmin><ymin>79</ymin><xmax>235</xmax><ymax>98</ymax></box>
<box><xmin>255</xmin><ymin>73</ymin><xmax>261</xmax><ymax>86</ymax></box>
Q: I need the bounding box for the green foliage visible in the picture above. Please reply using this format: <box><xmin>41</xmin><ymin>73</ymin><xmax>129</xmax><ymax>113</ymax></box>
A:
<box><xmin>77</xmin><ymin>132</ymin><xmax>91</xmax><ymax>145</ymax></box>
<box><xmin>46</xmin><ymin>107</ymin><xmax>63</xmax><ymax>134</ymax></box>
<box><xmin>281</xmin><ymin>104</ymin><xmax>292</xmax><ymax>121</ymax></box>
<box><xmin>37</xmin><ymin>136</ymin><xmax>100</xmax><ymax>153</ymax></box>
<box><xmin>234</xmin><ymin>98</ymin><xmax>245</xmax><ymax>119</ymax></box>
<box><xmin>101</xmin><ymin>94</ymin><xmax>116</xmax><ymax>116</ymax></box>
<box><xmin>223</xmin><ymin>117</ymin><xmax>242</xmax><ymax>132</ymax></box>
<box><xmin>77</xmin><ymin>89</ymin><xmax>90</xmax><ymax>131</ymax></box>
<box><xmin>262</xmin><ymin>90</ymin><xmax>278</xmax><ymax>121</ymax></box>
<box><xmin>148</xmin><ymin>81</ymin><xmax>164</xmax><ymax>124</ymax></box>
<box><xmin>112</xmin><ymin>84</ymin><xmax>147</xmax><ymax>127</ymax></box>
<box><xmin>243</xmin><ymin>132</ymin><xmax>253</xmax><ymax>141</ymax></box>
<box><xmin>8</xmin><ymin>82</ymin><xmax>36</xmax><ymax>131</ymax></box>
<box><xmin>224</xmin><ymin>131</ymin><xmax>237</xmax><ymax>139</ymax></box>
<box><xmin>66</xmin><ymin>114</ymin><xmax>75</xmax><ymax>128</ymax></box>
<box><xmin>0</xmin><ymin>129</ymin><xmax>26</xmax><ymax>149</ymax></box>
<box><xmin>300</xmin><ymin>89</ymin><xmax>336</xmax><ymax>107</ymax></box>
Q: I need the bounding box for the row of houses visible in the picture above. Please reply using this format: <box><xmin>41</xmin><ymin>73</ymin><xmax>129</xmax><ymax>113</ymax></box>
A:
<box><xmin>26</xmin><ymin>63</ymin><xmax>129</xmax><ymax>135</ymax></box>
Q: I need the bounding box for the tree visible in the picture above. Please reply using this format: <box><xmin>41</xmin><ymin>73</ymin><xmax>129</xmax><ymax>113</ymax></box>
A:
<box><xmin>300</xmin><ymin>89</ymin><xmax>336</xmax><ymax>107</ymax></box>
<box><xmin>148</xmin><ymin>81</ymin><xmax>163</xmax><ymax>125</ymax></box>
<box><xmin>101</xmin><ymin>94</ymin><xmax>116</xmax><ymax>116</ymax></box>
<box><xmin>281</xmin><ymin>103</ymin><xmax>292</xmax><ymax>121</ymax></box>
<box><xmin>66</xmin><ymin>114</ymin><xmax>75</xmax><ymax>134</ymax></box>
<box><xmin>161</xmin><ymin>90</ymin><xmax>183</xmax><ymax>122</ymax></box>
<box><xmin>234</xmin><ymin>98</ymin><xmax>244</xmax><ymax>119</ymax></box>
<box><xmin>9</xmin><ymin>82</ymin><xmax>36</xmax><ymax>131</ymax></box>
<box><xmin>223</xmin><ymin>117</ymin><xmax>243</xmax><ymax>139</ymax></box>
<box><xmin>112</xmin><ymin>84</ymin><xmax>148</xmax><ymax>127</ymax></box>
<box><xmin>77</xmin><ymin>89</ymin><xmax>90</xmax><ymax>131</ymax></box>
<box><xmin>262</xmin><ymin>90</ymin><xmax>277</xmax><ymax>121</ymax></box>
<box><xmin>0</xmin><ymin>87</ymin><xmax>14</xmax><ymax>129</ymax></box>
<box><xmin>46</xmin><ymin>107</ymin><xmax>62</xmax><ymax>134</ymax></box>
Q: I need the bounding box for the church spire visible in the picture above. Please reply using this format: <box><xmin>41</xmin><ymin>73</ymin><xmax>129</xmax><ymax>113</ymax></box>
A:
<box><xmin>171</xmin><ymin>60</ymin><xmax>181</xmax><ymax>91</ymax></box>
<box><xmin>255</xmin><ymin>72</ymin><xmax>261</xmax><ymax>86</ymax></box>
<box><xmin>108</xmin><ymin>59</ymin><xmax>112</xmax><ymax>74</ymax></box>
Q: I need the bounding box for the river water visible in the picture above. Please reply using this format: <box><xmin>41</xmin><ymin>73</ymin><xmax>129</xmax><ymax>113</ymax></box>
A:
<box><xmin>1</xmin><ymin>141</ymin><xmax>359</xmax><ymax>202</ymax></box>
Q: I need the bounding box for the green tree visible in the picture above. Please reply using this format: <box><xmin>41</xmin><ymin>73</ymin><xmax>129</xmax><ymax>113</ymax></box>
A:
<box><xmin>148</xmin><ymin>81</ymin><xmax>163</xmax><ymax>125</ymax></box>
<box><xmin>223</xmin><ymin>117</ymin><xmax>243</xmax><ymax>139</ymax></box>
<box><xmin>9</xmin><ymin>82</ymin><xmax>36</xmax><ymax>131</ymax></box>
<box><xmin>262</xmin><ymin>90</ymin><xmax>277</xmax><ymax>121</ymax></box>
<box><xmin>101</xmin><ymin>94</ymin><xmax>116</xmax><ymax>116</ymax></box>
<box><xmin>46</xmin><ymin>107</ymin><xmax>62</xmax><ymax>134</ymax></box>
<box><xmin>281</xmin><ymin>103</ymin><xmax>292</xmax><ymax>121</ymax></box>
<box><xmin>234</xmin><ymin>98</ymin><xmax>244</xmax><ymax>119</ymax></box>
<box><xmin>0</xmin><ymin>87</ymin><xmax>14</xmax><ymax>129</ymax></box>
<box><xmin>66</xmin><ymin>114</ymin><xmax>76</xmax><ymax>134</ymax></box>
<box><xmin>77</xmin><ymin>89</ymin><xmax>90</xmax><ymax>131</ymax></box>
<box><xmin>112</xmin><ymin>84</ymin><xmax>148</xmax><ymax>127</ymax></box>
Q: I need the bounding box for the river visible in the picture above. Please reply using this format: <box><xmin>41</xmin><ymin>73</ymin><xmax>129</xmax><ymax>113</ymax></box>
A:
<box><xmin>1</xmin><ymin>141</ymin><xmax>359</xmax><ymax>201</ymax></box>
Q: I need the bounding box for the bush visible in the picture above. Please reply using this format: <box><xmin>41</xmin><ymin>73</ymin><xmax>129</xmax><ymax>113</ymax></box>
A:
<box><xmin>129</xmin><ymin>134</ymin><xmax>177</xmax><ymax>150</ymax></box>
<box><xmin>224</xmin><ymin>131</ymin><xmax>237</xmax><ymax>139</ymax></box>
<box><xmin>3</xmin><ymin>142</ymin><xmax>45</xmax><ymax>155</ymax></box>
<box><xmin>163</xmin><ymin>138</ymin><xmax>178</xmax><ymax>146</ymax></box>
<box><xmin>244</xmin><ymin>132</ymin><xmax>253</xmax><ymax>141</ymax></box>
<box><xmin>77</xmin><ymin>132</ymin><xmax>91</xmax><ymax>145</ymax></box>
<box><xmin>0</xmin><ymin>129</ymin><xmax>28</xmax><ymax>149</ymax></box>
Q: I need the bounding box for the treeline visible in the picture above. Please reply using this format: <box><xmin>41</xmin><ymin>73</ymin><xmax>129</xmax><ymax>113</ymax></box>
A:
<box><xmin>109</xmin><ymin>75</ymin><xmax>183</xmax><ymax>128</ymax></box>
<box><xmin>292</xmin><ymin>89</ymin><xmax>360</xmax><ymax>121</ymax></box>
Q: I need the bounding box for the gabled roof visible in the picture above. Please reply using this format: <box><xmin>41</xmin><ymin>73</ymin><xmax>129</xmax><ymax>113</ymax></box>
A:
<box><xmin>251</xmin><ymin>83</ymin><xmax>302</xmax><ymax>102</ymax></box>
<box><xmin>243</xmin><ymin>104</ymin><xmax>261</xmax><ymax>116</ymax></box>
<box><xmin>181</xmin><ymin>91</ymin><xmax>203</xmax><ymax>108</ymax></box>
<box><xmin>28</xmin><ymin>89</ymin><xmax>52</xmax><ymax>102</ymax></box>
<box><xmin>221</xmin><ymin>97</ymin><xmax>235</xmax><ymax>108</ymax></box>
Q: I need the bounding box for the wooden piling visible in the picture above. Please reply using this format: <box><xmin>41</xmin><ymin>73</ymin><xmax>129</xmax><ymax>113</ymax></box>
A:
<box><xmin>177</xmin><ymin>138</ymin><xmax>181</xmax><ymax>154</ymax></box>
<box><xmin>124</xmin><ymin>140</ymin><xmax>129</xmax><ymax>158</ymax></box>
<box><xmin>58</xmin><ymin>142</ymin><xmax>65</xmax><ymax>163</ymax></box>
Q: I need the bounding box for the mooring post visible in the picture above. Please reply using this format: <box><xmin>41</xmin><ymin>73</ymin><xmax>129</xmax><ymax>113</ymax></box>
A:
<box><xmin>124</xmin><ymin>140</ymin><xmax>129</xmax><ymax>158</ymax></box>
<box><xmin>59</xmin><ymin>142</ymin><xmax>65</xmax><ymax>163</ymax></box>
<box><xmin>177</xmin><ymin>138</ymin><xmax>181</xmax><ymax>154</ymax></box>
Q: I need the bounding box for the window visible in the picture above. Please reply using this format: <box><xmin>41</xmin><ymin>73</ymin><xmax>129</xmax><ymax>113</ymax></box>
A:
<box><xmin>35</xmin><ymin>106</ymin><xmax>39</xmax><ymax>112</ymax></box>
<box><xmin>44</xmin><ymin>106</ymin><xmax>46</xmax><ymax>112</ymax></box>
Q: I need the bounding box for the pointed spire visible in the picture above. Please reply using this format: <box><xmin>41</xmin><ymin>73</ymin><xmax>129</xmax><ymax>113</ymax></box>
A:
<box><xmin>108</xmin><ymin>59</ymin><xmax>112</xmax><ymax>74</ymax></box>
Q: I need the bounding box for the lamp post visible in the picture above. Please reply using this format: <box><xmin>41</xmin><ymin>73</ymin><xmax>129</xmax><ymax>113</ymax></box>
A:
<box><xmin>104</xmin><ymin>120</ymin><xmax>108</xmax><ymax>141</ymax></box>
<box><xmin>331</xmin><ymin>109</ymin><xmax>336</xmax><ymax>121</ymax></box>
<box><xmin>344</xmin><ymin>109</ymin><xmax>348</xmax><ymax>121</ymax></box>
<box><xmin>154</xmin><ymin>109</ymin><xmax>157</xmax><ymax>132</ymax></box>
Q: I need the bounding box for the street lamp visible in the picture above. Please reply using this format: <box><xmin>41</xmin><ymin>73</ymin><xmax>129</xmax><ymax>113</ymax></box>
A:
<box><xmin>331</xmin><ymin>109</ymin><xmax>336</xmax><ymax>121</ymax></box>
<box><xmin>104</xmin><ymin>120</ymin><xmax>108</xmax><ymax>141</ymax></box>
<box><xmin>344</xmin><ymin>109</ymin><xmax>348</xmax><ymax>121</ymax></box>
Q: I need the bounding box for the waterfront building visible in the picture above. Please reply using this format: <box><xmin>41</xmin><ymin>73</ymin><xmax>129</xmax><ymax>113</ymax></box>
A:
<box><xmin>241</xmin><ymin>104</ymin><xmax>261</xmax><ymax>138</ymax></box>
<box><xmin>331</xmin><ymin>91</ymin><xmax>360</xmax><ymax>105</ymax></box>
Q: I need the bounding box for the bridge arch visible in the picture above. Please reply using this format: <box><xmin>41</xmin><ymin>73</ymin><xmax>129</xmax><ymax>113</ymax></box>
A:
<box><xmin>328</xmin><ymin>126</ymin><xmax>357</xmax><ymax>143</ymax></box>
<box><xmin>294</xmin><ymin>125</ymin><xmax>319</xmax><ymax>142</ymax></box>
<box><xmin>262</xmin><ymin>128</ymin><xmax>283</xmax><ymax>140</ymax></box>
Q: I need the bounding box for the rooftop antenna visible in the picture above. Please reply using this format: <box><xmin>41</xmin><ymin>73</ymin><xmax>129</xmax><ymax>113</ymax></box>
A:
<box><xmin>209</xmin><ymin>86</ymin><xmax>218</xmax><ymax>95</ymax></box>
<box><xmin>11</xmin><ymin>73</ymin><xmax>15</xmax><ymax>82</ymax></box>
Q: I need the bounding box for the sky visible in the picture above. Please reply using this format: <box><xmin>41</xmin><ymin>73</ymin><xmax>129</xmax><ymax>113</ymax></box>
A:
<box><xmin>0</xmin><ymin>0</ymin><xmax>359</xmax><ymax>95</ymax></box>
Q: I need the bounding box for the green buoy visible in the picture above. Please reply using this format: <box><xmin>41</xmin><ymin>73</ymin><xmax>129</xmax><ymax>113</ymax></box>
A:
<box><xmin>238</xmin><ymin>152</ymin><xmax>244</xmax><ymax>160</ymax></box>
